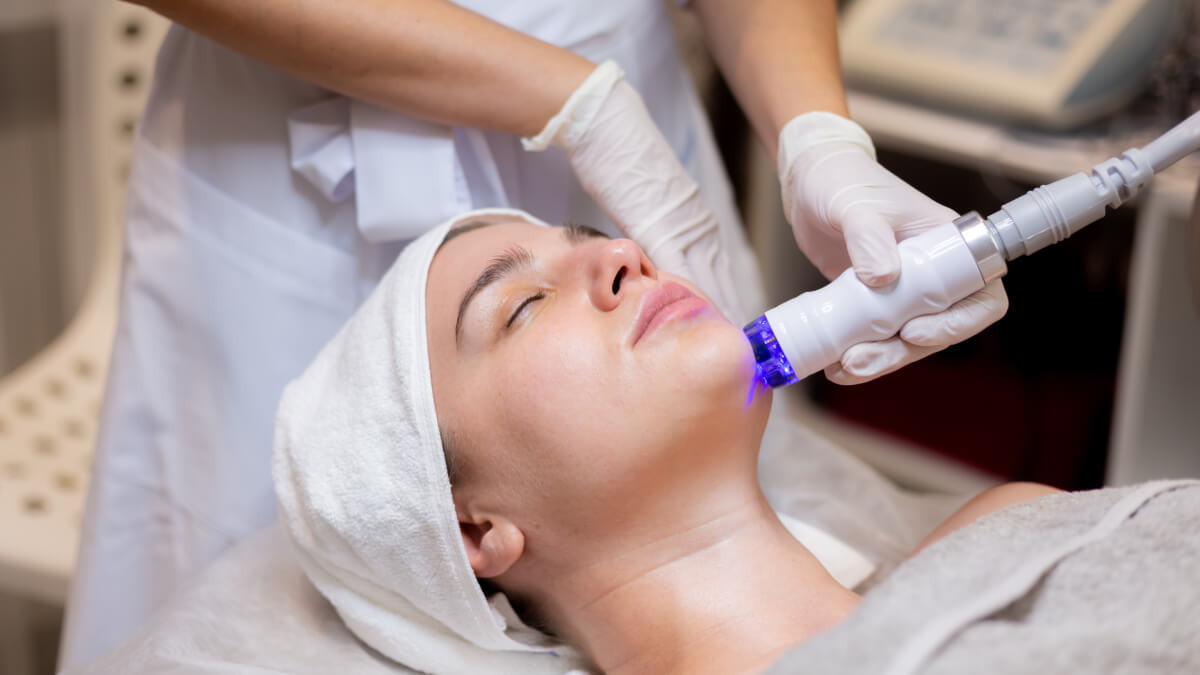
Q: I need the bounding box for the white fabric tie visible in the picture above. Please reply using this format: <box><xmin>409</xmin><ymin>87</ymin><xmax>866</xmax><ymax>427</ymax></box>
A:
<box><xmin>285</xmin><ymin>99</ymin><xmax>476</xmax><ymax>243</ymax></box>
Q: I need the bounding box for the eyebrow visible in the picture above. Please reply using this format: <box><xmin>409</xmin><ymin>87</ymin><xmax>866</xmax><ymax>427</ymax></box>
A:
<box><xmin>454</xmin><ymin>224</ymin><xmax>609</xmax><ymax>344</ymax></box>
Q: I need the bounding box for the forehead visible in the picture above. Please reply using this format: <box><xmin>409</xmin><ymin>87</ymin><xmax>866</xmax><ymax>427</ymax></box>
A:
<box><xmin>429</xmin><ymin>219</ymin><xmax>549</xmax><ymax>297</ymax></box>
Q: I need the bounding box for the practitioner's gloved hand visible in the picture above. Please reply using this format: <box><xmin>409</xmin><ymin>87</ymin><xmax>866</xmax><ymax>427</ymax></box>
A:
<box><xmin>522</xmin><ymin>61</ymin><xmax>745</xmax><ymax>323</ymax></box>
<box><xmin>778</xmin><ymin>112</ymin><xmax>1008</xmax><ymax>384</ymax></box>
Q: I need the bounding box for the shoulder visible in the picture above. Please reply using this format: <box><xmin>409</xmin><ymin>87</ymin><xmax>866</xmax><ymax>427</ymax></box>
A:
<box><xmin>911</xmin><ymin>482</ymin><xmax>1064</xmax><ymax>555</ymax></box>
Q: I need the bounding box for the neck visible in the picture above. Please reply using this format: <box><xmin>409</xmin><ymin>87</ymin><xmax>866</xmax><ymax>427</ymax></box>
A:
<box><xmin>543</xmin><ymin>493</ymin><xmax>859</xmax><ymax>675</ymax></box>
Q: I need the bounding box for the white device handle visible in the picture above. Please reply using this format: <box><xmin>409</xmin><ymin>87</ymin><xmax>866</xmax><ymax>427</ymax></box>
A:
<box><xmin>762</xmin><ymin>221</ymin><xmax>988</xmax><ymax>382</ymax></box>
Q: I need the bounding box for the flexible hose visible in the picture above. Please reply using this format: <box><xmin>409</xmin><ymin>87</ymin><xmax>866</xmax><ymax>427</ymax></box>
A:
<box><xmin>1142</xmin><ymin>110</ymin><xmax>1200</xmax><ymax>173</ymax></box>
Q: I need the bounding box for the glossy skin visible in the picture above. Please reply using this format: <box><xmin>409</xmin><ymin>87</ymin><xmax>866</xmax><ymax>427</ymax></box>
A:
<box><xmin>425</xmin><ymin>219</ymin><xmax>772</xmax><ymax>575</ymax></box>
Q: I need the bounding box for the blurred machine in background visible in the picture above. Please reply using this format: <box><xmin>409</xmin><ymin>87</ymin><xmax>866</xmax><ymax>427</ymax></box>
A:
<box><xmin>840</xmin><ymin>0</ymin><xmax>1183</xmax><ymax>128</ymax></box>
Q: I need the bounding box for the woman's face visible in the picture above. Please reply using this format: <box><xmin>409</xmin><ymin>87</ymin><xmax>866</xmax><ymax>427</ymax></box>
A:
<box><xmin>425</xmin><ymin>219</ymin><xmax>770</xmax><ymax>551</ymax></box>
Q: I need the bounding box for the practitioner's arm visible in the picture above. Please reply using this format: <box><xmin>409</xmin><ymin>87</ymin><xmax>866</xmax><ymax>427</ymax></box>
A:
<box><xmin>134</xmin><ymin>0</ymin><xmax>744</xmax><ymax>318</ymax></box>
<box><xmin>911</xmin><ymin>482</ymin><xmax>1064</xmax><ymax>555</ymax></box>
<box><xmin>690</xmin><ymin>0</ymin><xmax>847</xmax><ymax>158</ymax></box>
<box><xmin>128</xmin><ymin>0</ymin><xmax>593</xmax><ymax>137</ymax></box>
<box><xmin>691</xmin><ymin>0</ymin><xmax>1008</xmax><ymax>384</ymax></box>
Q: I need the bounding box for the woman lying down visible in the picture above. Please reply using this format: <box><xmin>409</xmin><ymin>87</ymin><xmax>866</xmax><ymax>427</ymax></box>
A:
<box><xmin>261</xmin><ymin>209</ymin><xmax>1196</xmax><ymax>675</ymax></box>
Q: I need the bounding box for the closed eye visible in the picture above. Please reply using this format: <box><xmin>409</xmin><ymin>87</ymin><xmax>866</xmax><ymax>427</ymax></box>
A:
<box><xmin>506</xmin><ymin>292</ymin><xmax>546</xmax><ymax>328</ymax></box>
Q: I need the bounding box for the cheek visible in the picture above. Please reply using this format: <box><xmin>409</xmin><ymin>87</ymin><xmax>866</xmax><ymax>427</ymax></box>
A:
<box><xmin>477</xmin><ymin>321</ymin><xmax>650</xmax><ymax>493</ymax></box>
<box><xmin>496</xmin><ymin>323</ymin><xmax>629</xmax><ymax>437</ymax></box>
<box><xmin>492</xmin><ymin>317</ymin><xmax>759</xmax><ymax>450</ymax></box>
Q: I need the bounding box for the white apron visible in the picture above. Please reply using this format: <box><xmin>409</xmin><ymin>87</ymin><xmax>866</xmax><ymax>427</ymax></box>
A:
<box><xmin>59</xmin><ymin>0</ymin><xmax>765</xmax><ymax>667</ymax></box>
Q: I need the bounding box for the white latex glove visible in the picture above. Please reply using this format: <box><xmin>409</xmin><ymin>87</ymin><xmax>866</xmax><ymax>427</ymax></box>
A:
<box><xmin>522</xmin><ymin>61</ymin><xmax>746</xmax><ymax>324</ymax></box>
<box><xmin>779</xmin><ymin>112</ymin><xmax>1008</xmax><ymax>384</ymax></box>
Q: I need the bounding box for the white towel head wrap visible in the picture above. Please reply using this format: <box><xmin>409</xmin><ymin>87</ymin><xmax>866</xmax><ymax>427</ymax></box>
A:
<box><xmin>272</xmin><ymin>209</ymin><xmax>590</xmax><ymax>674</ymax></box>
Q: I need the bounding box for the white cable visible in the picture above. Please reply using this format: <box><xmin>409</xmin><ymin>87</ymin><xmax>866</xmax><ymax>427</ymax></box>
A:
<box><xmin>1142</xmin><ymin>109</ymin><xmax>1200</xmax><ymax>173</ymax></box>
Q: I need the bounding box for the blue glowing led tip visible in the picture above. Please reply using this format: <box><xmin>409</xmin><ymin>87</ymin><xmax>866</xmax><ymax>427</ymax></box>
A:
<box><xmin>743</xmin><ymin>315</ymin><xmax>798</xmax><ymax>389</ymax></box>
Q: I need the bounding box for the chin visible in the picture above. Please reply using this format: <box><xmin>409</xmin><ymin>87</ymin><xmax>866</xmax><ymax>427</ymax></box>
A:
<box><xmin>642</xmin><ymin>322</ymin><xmax>771</xmax><ymax>474</ymax></box>
<box><xmin>669</xmin><ymin>320</ymin><xmax>768</xmax><ymax>411</ymax></box>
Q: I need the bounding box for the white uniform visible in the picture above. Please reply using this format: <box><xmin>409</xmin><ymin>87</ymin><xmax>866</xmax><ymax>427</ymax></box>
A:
<box><xmin>60</xmin><ymin>0</ymin><xmax>764</xmax><ymax>667</ymax></box>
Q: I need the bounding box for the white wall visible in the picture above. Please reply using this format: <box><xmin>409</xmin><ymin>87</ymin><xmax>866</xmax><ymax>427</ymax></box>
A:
<box><xmin>0</xmin><ymin>21</ymin><xmax>67</xmax><ymax>376</ymax></box>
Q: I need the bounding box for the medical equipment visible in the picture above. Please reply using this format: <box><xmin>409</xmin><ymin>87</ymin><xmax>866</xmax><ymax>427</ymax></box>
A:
<box><xmin>746</xmin><ymin>109</ymin><xmax>1200</xmax><ymax>389</ymax></box>
<box><xmin>839</xmin><ymin>0</ymin><xmax>1181</xmax><ymax>128</ymax></box>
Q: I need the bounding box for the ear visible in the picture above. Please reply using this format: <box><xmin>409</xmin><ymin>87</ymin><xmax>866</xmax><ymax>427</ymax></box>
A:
<box><xmin>458</xmin><ymin>511</ymin><xmax>525</xmax><ymax>579</ymax></box>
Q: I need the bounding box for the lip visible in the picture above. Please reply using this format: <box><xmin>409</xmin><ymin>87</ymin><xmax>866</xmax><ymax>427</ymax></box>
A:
<box><xmin>629</xmin><ymin>281</ymin><xmax>709</xmax><ymax>346</ymax></box>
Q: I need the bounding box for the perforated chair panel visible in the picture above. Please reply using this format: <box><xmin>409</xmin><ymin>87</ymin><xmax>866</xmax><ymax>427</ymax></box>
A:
<box><xmin>0</xmin><ymin>2</ymin><xmax>168</xmax><ymax>605</ymax></box>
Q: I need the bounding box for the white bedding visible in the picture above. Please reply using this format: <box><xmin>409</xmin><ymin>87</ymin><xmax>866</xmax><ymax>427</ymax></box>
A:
<box><xmin>69</xmin><ymin>524</ymin><xmax>417</xmax><ymax>675</ymax></box>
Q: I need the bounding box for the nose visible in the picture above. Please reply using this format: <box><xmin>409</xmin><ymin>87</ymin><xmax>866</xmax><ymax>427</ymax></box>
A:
<box><xmin>587</xmin><ymin>238</ymin><xmax>656</xmax><ymax>311</ymax></box>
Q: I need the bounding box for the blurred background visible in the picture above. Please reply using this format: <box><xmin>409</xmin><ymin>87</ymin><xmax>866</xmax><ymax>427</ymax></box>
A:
<box><xmin>1</xmin><ymin>0</ymin><xmax>1197</xmax><ymax>672</ymax></box>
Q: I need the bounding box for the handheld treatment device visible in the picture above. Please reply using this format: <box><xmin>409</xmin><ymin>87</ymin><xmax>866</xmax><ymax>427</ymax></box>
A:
<box><xmin>746</xmin><ymin>110</ymin><xmax>1200</xmax><ymax>388</ymax></box>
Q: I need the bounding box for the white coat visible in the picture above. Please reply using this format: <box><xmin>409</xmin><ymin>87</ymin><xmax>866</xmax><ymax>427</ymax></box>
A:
<box><xmin>59</xmin><ymin>0</ymin><xmax>765</xmax><ymax>667</ymax></box>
